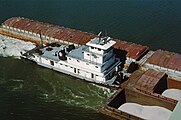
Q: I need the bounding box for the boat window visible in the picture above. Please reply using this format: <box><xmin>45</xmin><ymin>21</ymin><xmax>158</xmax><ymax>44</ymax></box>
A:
<box><xmin>74</xmin><ymin>68</ymin><xmax>76</xmax><ymax>73</ymax></box>
<box><xmin>98</xmin><ymin>48</ymin><xmax>101</xmax><ymax>51</ymax></box>
<box><xmin>91</xmin><ymin>47</ymin><xmax>94</xmax><ymax>49</ymax></box>
<box><xmin>69</xmin><ymin>58</ymin><xmax>71</xmax><ymax>60</ymax></box>
<box><xmin>65</xmin><ymin>65</ymin><xmax>68</xmax><ymax>67</ymax></box>
<box><xmin>60</xmin><ymin>63</ymin><xmax>62</xmax><ymax>65</ymax></box>
<box><xmin>87</xmin><ymin>54</ymin><xmax>90</xmax><ymax>56</ymax></box>
<box><xmin>91</xmin><ymin>73</ymin><xmax>94</xmax><ymax>78</ymax></box>
<box><xmin>77</xmin><ymin>60</ymin><xmax>80</xmax><ymax>62</ymax></box>
<box><xmin>50</xmin><ymin>61</ymin><xmax>54</xmax><ymax>66</ymax></box>
<box><xmin>95</xmin><ymin>66</ymin><xmax>98</xmax><ymax>68</ymax></box>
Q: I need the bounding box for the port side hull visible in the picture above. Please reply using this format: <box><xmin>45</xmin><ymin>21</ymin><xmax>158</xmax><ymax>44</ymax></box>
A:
<box><xmin>37</xmin><ymin>62</ymin><xmax>119</xmax><ymax>87</ymax></box>
<box><xmin>21</xmin><ymin>55</ymin><xmax>120</xmax><ymax>88</ymax></box>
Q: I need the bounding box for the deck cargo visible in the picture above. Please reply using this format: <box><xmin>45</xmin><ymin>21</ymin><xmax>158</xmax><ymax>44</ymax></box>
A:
<box><xmin>99</xmin><ymin>88</ymin><xmax>176</xmax><ymax>120</ymax></box>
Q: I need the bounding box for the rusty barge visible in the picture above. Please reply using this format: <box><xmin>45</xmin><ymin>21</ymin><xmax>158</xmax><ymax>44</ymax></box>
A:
<box><xmin>1</xmin><ymin>17</ymin><xmax>181</xmax><ymax>119</ymax></box>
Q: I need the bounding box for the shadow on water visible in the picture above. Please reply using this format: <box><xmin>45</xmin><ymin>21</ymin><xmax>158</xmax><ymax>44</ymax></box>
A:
<box><xmin>0</xmin><ymin>57</ymin><xmax>113</xmax><ymax>120</ymax></box>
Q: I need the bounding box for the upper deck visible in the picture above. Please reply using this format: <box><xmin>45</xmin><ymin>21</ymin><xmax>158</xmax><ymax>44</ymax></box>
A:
<box><xmin>86</xmin><ymin>37</ymin><xmax>116</xmax><ymax>50</ymax></box>
<box><xmin>30</xmin><ymin>44</ymin><xmax>67</xmax><ymax>62</ymax></box>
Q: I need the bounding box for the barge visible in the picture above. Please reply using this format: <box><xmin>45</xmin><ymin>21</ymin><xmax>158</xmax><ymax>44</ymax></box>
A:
<box><xmin>0</xmin><ymin>17</ymin><xmax>149</xmax><ymax>64</ymax></box>
<box><xmin>99</xmin><ymin>88</ymin><xmax>176</xmax><ymax>120</ymax></box>
<box><xmin>100</xmin><ymin>68</ymin><xmax>181</xmax><ymax>119</ymax></box>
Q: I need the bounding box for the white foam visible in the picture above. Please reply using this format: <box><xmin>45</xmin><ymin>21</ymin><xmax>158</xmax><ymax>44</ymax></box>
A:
<box><xmin>162</xmin><ymin>89</ymin><xmax>181</xmax><ymax>101</ymax></box>
<box><xmin>118</xmin><ymin>103</ymin><xmax>172</xmax><ymax>120</ymax></box>
<box><xmin>0</xmin><ymin>34</ymin><xmax>35</xmax><ymax>58</ymax></box>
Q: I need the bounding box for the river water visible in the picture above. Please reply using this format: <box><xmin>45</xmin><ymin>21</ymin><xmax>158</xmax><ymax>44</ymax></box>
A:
<box><xmin>0</xmin><ymin>0</ymin><xmax>181</xmax><ymax>120</ymax></box>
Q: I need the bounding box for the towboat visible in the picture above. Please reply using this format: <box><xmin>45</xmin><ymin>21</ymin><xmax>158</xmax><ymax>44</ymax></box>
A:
<box><xmin>21</xmin><ymin>36</ymin><xmax>123</xmax><ymax>87</ymax></box>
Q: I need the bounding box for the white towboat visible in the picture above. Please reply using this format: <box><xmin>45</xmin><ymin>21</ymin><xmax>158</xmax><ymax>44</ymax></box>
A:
<box><xmin>22</xmin><ymin>36</ymin><xmax>122</xmax><ymax>87</ymax></box>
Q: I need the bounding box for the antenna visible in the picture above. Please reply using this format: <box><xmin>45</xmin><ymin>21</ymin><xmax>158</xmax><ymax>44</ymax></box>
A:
<box><xmin>98</xmin><ymin>31</ymin><xmax>102</xmax><ymax>43</ymax></box>
<box><xmin>107</xmin><ymin>37</ymin><xmax>111</xmax><ymax>42</ymax></box>
<box><xmin>98</xmin><ymin>31</ymin><xmax>102</xmax><ymax>36</ymax></box>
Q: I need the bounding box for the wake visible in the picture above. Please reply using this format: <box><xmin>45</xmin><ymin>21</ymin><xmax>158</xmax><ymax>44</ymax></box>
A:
<box><xmin>0</xmin><ymin>34</ymin><xmax>35</xmax><ymax>58</ymax></box>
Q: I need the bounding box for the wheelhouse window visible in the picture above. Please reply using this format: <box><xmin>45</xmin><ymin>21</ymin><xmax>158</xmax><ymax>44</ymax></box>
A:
<box><xmin>98</xmin><ymin>48</ymin><xmax>101</xmax><ymax>51</ymax></box>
